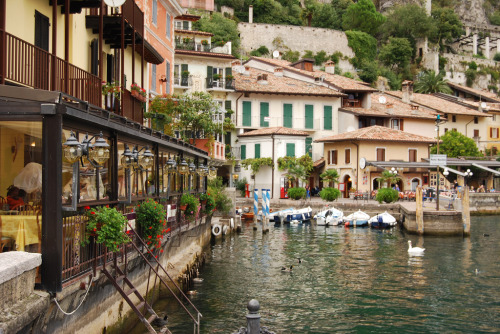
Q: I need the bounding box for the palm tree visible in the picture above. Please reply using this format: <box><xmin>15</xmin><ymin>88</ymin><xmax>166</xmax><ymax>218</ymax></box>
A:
<box><xmin>320</xmin><ymin>169</ymin><xmax>339</xmax><ymax>187</ymax></box>
<box><xmin>414</xmin><ymin>70</ymin><xmax>453</xmax><ymax>94</ymax></box>
<box><xmin>376</xmin><ymin>170</ymin><xmax>401</xmax><ymax>188</ymax></box>
<box><xmin>286</xmin><ymin>165</ymin><xmax>309</xmax><ymax>188</ymax></box>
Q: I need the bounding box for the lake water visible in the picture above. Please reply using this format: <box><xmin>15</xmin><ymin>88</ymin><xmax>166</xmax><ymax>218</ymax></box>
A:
<box><xmin>151</xmin><ymin>216</ymin><xmax>500</xmax><ymax>333</ymax></box>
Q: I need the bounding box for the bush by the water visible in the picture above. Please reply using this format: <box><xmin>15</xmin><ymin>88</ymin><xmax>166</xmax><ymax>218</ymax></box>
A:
<box><xmin>375</xmin><ymin>188</ymin><xmax>399</xmax><ymax>203</ymax></box>
<box><xmin>319</xmin><ymin>187</ymin><xmax>341</xmax><ymax>201</ymax></box>
<box><xmin>288</xmin><ymin>187</ymin><xmax>306</xmax><ymax>200</ymax></box>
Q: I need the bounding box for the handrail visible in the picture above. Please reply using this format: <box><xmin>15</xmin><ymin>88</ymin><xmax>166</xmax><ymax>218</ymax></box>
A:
<box><xmin>125</xmin><ymin>221</ymin><xmax>203</xmax><ymax>332</ymax></box>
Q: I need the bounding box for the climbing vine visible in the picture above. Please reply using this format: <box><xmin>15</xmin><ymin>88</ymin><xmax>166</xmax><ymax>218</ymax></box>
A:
<box><xmin>277</xmin><ymin>155</ymin><xmax>313</xmax><ymax>174</ymax></box>
<box><xmin>241</xmin><ymin>158</ymin><xmax>274</xmax><ymax>175</ymax></box>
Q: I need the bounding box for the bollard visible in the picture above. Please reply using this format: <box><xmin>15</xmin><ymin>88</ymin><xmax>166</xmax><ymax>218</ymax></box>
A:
<box><xmin>246</xmin><ymin>299</ymin><xmax>261</xmax><ymax>334</ymax></box>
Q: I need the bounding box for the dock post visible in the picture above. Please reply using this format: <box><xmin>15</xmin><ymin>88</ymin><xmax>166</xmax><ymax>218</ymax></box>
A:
<box><xmin>253</xmin><ymin>189</ymin><xmax>258</xmax><ymax>230</ymax></box>
<box><xmin>415</xmin><ymin>186</ymin><xmax>424</xmax><ymax>234</ymax></box>
<box><xmin>462</xmin><ymin>186</ymin><xmax>470</xmax><ymax>236</ymax></box>
<box><xmin>246</xmin><ymin>299</ymin><xmax>261</xmax><ymax>334</ymax></box>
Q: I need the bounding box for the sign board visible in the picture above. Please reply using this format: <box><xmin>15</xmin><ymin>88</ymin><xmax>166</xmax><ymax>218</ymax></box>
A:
<box><xmin>338</xmin><ymin>183</ymin><xmax>345</xmax><ymax>191</ymax></box>
<box><xmin>264</xmin><ymin>117</ymin><xmax>271</xmax><ymax>122</ymax></box>
<box><xmin>429</xmin><ymin>154</ymin><xmax>447</xmax><ymax>166</ymax></box>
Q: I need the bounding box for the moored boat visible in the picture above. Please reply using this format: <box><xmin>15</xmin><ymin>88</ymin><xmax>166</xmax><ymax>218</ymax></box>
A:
<box><xmin>269</xmin><ymin>207</ymin><xmax>295</xmax><ymax>223</ymax></box>
<box><xmin>368</xmin><ymin>211</ymin><xmax>397</xmax><ymax>228</ymax></box>
<box><xmin>314</xmin><ymin>207</ymin><xmax>344</xmax><ymax>226</ymax></box>
<box><xmin>284</xmin><ymin>207</ymin><xmax>312</xmax><ymax>223</ymax></box>
<box><xmin>343</xmin><ymin>210</ymin><xmax>370</xmax><ymax>227</ymax></box>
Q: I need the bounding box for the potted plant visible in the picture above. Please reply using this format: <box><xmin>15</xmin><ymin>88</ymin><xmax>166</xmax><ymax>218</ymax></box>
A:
<box><xmin>225</xmin><ymin>74</ymin><xmax>234</xmax><ymax>81</ymax></box>
<box><xmin>131</xmin><ymin>83</ymin><xmax>147</xmax><ymax>102</ymax></box>
<box><xmin>135</xmin><ymin>199</ymin><xmax>169</xmax><ymax>249</ymax></box>
<box><xmin>181</xmin><ymin>70</ymin><xmax>190</xmax><ymax>78</ymax></box>
<box><xmin>201</xmin><ymin>40</ymin><xmax>208</xmax><ymax>45</ymax></box>
<box><xmin>213</xmin><ymin>73</ymin><xmax>222</xmax><ymax>80</ymax></box>
<box><xmin>199</xmin><ymin>193</ymin><xmax>216</xmax><ymax>215</ymax></box>
<box><xmin>102</xmin><ymin>81</ymin><xmax>121</xmax><ymax>109</ymax></box>
<box><xmin>182</xmin><ymin>37</ymin><xmax>192</xmax><ymax>44</ymax></box>
<box><xmin>349</xmin><ymin>187</ymin><xmax>356</xmax><ymax>199</ymax></box>
<box><xmin>180</xmin><ymin>193</ymin><xmax>200</xmax><ymax>221</ymax></box>
<box><xmin>81</xmin><ymin>205</ymin><xmax>129</xmax><ymax>253</ymax></box>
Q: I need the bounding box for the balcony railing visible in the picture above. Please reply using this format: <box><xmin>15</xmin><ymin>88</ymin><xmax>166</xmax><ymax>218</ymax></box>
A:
<box><xmin>1</xmin><ymin>31</ymin><xmax>101</xmax><ymax>106</ymax></box>
<box><xmin>206</xmin><ymin>78</ymin><xmax>235</xmax><ymax>90</ymax></box>
<box><xmin>173</xmin><ymin>76</ymin><xmax>192</xmax><ymax>87</ymax></box>
<box><xmin>343</xmin><ymin>99</ymin><xmax>362</xmax><ymax>108</ymax></box>
<box><xmin>175</xmin><ymin>41</ymin><xmax>212</xmax><ymax>52</ymax></box>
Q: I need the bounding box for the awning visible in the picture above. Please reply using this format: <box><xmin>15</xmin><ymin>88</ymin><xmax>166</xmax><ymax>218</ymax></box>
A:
<box><xmin>472</xmin><ymin>163</ymin><xmax>500</xmax><ymax>176</ymax></box>
<box><xmin>136</xmin><ymin>39</ymin><xmax>164</xmax><ymax>65</ymax></box>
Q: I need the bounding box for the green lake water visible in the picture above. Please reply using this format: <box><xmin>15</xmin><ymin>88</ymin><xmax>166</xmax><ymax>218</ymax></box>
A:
<box><xmin>149</xmin><ymin>216</ymin><xmax>500</xmax><ymax>333</ymax></box>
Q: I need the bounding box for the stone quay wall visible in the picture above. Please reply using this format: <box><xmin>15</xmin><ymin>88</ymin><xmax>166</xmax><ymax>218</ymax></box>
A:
<box><xmin>469</xmin><ymin>192</ymin><xmax>500</xmax><ymax>214</ymax></box>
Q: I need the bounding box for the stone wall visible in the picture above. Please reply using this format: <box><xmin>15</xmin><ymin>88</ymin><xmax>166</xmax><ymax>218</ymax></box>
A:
<box><xmin>443</xmin><ymin>53</ymin><xmax>498</xmax><ymax>91</ymax></box>
<box><xmin>238</xmin><ymin>22</ymin><xmax>355</xmax><ymax>66</ymax></box>
<box><xmin>400</xmin><ymin>205</ymin><xmax>464</xmax><ymax>235</ymax></box>
<box><xmin>469</xmin><ymin>192</ymin><xmax>500</xmax><ymax>214</ymax></box>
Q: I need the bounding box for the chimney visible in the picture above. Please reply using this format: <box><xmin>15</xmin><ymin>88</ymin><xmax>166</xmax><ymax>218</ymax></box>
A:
<box><xmin>232</xmin><ymin>60</ymin><xmax>241</xmax><ymax>67</ymax></box>
<box><xmin>274</xmin><ymin>67</ymin><xmax>283</xmax><ymax>77</ymax></box>
<box><xmin>402</xmin><ymin>80</ymin><xmax>414</xmax><ymax>104</ymax></box>
<box><xmin>257</xmin><ymin>74</ymin><xmax>268</xmax><ymax>85</ymax></box>
<box><xmin>243</xmin><ymin>65</ymin><xmax>250</xmax><ymax>76</ymax></box>
<box><xmin>249</xmin><ymin>5</ymin><xmax>253</xmax><ymax>23</ymax></box>
<box><xmin>411</xmin><ymin>105</ymin><xmax>419</xmax><ymax>115</ymax></box>
<box><xmin>325</xmin><ymin>60</ymin><xmax>335</xmax><ymax>74</ymax></box>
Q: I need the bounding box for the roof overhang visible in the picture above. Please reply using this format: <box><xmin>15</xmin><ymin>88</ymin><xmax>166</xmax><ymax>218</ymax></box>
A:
<box><xmin>136</xmin><ymin>39</ymin><xmax>164</xmax><ymax>65</ymax></box>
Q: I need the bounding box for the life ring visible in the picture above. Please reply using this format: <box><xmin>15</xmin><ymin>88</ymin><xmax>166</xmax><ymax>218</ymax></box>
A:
<box><xmin>212</xmin><ymin>224</ymin><xmax>222</xmax><ymax>236</ymax></box>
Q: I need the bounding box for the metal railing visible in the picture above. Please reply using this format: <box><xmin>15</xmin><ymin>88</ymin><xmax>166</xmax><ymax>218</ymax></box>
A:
<box><xmin>2</xmin><ymin>31</ymin><xmax>101</xmax><ymax>106</ymax></box>
<box><xmin>206</xmin><ymin>77</ymin><xmax>235</xmax><ymax>90</ymax></box>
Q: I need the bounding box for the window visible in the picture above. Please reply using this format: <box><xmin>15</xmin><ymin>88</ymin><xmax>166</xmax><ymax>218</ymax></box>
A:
<box><xmin>345</xmin><ymin>148</ymin><xmax>350</xmax><ymax>164</ymax></box>
<box><xmin>391</xmin><ymin>119</ymin><xmax>404</xmax><ymax>131</ymax></box>
<box><xmin>491</xmin><ymin>127</ymin><xmax>499</xmax><ymax>139</ymax></box>
<box><xmin>35</xmin><ymin>11</ymin><xmax>49</xmax><ymax>51</ymax></box>
<box><xmin>474</xmin><ymin>116</ymin><xmax>478</xmax><ymax>124</ymax></box>
<box><xmin>260</xmin><ymin>102</ymin><xmax>269</xmax><ymax>127</ymax></box>
<box><xmin>255</xmin><ymin>144</ymin><xmax>261</xmax><ymax>158</ymax></box>
<box><xmin>183</xmin><ymin>21</ymin><xmax>190</xmax><ymax>30</ymax></box>
<box><xmin>152</xmin><ymin>0</ymin><xmax>157</xmax><ymax>25</ymax></box>
<box><xmin>474</xmin><ymin>129</ymin><xmax>479</xmax><ymax>137</ymax></box>
<box><xmin>286</xmin><ymin>143</ymin><xmax>295</xmax><ymax>157</ymax></box>
<box><xmin>324</xmin><ymin>106</ymin><xmax>332</xmax><ymax>130</ymax></box>
<box><xmin>409</xmin><ymin>149</ymin><xmax>417</xmax><ymax>162</ymax></box>
<box><xmin>376</xmin><ymin>148</ymin><xmax>385</xmax><ymax>161</ymax></box>
<box><xmin>305</xmin><ymin>105</ymin><xmax>314</xmax><ymax>129</ymax></box>
<box><xmin>242</xmin><ymin>101</ymin><xmax>252</xmax><ymax>126</ymax></box>
<box><xmin>240</xmin><ymin>145</ymin><xmax>246</xmax><ymax>160</ymax></box>
<box><xmin>90</xmin><ymin>39</ymin><xmax>98</xmax><ymax>76</ymax></box>
<box><xmin>305</xmin><ymin>137</ymin><xmax>312</xmax><ymax>157</ymax></box>
<box><xmin>452</xmin><ymin>115</ymin><xmax>456</xmax><ymax>122</ymax></box>
<box><xmin>151</xmin><ymin>64</ymin><xmax>157</xmax><ymax>92</ymax></box>
<box><xmin>444</xmin><ymin>128</ymin><xmax>448</xmax><ymax>133</ymax></box>
<box><xmin>283</xmin><ymin>104</ymin><xmax>293</xmax><ymax>128</ymax></box>
<box><xmin>166</xmin><ymin>14</ymin><xmax>171</xmax><ymax>39</ymax></box>
<box><xmin>328</xmin><ymin>150</ymin><xmax>338</xmax><ymax>165</ymax></box>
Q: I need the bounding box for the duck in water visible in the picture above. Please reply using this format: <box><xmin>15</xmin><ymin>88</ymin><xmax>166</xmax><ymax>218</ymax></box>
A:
<box><xmin>281</xmin><ymin>265</ymin><xmax>294</xmax><ymax>272</ymax></box>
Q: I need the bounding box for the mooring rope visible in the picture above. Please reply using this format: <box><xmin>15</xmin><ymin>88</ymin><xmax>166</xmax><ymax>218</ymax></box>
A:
<box><xmin>53</xmin><ymin>274</ymin><xmax>95</xmax><ymax>316</ymax></box>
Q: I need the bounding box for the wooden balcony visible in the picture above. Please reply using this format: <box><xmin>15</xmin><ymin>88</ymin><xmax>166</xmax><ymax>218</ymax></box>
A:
<box><xmin>343</xmin><ymin>99</ymin><xmax>362</xmax><ymax>108</ymax></box>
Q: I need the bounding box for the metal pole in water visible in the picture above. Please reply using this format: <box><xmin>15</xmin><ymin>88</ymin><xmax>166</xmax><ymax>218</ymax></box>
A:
<box><xmin>246</xmin><ymin>299</ymin><xmax>261</xmax><ymax>334</ymax></box>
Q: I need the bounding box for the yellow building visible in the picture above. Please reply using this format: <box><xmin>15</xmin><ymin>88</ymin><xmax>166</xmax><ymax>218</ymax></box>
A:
<box><xmin>315</xmin><ymin>125</ymin><xmax>437</xmax><ymax>197</ymax></box>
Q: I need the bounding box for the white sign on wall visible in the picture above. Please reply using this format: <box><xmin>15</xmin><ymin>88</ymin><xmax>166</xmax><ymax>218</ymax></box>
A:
<box><xmin>429</xmin><ymin>154</ymin><xmax>447</xmax><ymax>166</ymax></box>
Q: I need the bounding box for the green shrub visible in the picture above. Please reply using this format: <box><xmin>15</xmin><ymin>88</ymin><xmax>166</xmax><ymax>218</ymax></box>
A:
<box><xmin>249</xmin><ymin>45</ymin><xmax>270</xmax><ymax>57</ymax></box>
<box><xmin>235</xmin><ymin>177</ymin><xmax>248</xmax><ymax>196</ymax></box>
<box><xmin>494</xmin><ymin>53</ymin><xmax>500</xmax><ymax>62</ymax></box>
<box><xmin>468</xmin><ymin>61</ymin><xmax>478</xmax><ymax>70</ymax></box>
<box><xmin>319</xmin><ymin>187</ymin><xmax>341</xmax><ymax>201</ymax></box>
<box><xmin>375</xmin><ymin>188</ymin><xmax>399</xmax><ymax>203</ymax></box>
<box><xmin>180</xmin><ymin>193</ymin><xmax>200</xmax><ymax>221</ymax></box>
<box><xmin>287</xmin><ymin>187</ymin><xmax>306</xmax><ymax>200</ymax></box>
<box><xmin>82</xmin><ymin>206</ymin><xmax>128</xmax><ymax>252</ymax></box>
<box><xmin>465</xmin><ymin>68</ymin><xmax>477</xmax><ymax>87</ymax></box>
<box><xmin>200</xmin><ymin>192</ymin><xmax>216</xmax><ymax>215</ymax></box>
<box><xmin>208</xmin><ymin>176</ymin><xmax>232</xmax><ymax>215</ymax></box>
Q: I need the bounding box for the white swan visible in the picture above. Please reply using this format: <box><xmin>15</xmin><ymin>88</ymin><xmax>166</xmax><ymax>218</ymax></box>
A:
<box><xmin>408</xmin><ymin>240</ymin><xmax>425</xmax><ymax>255</ymax></box>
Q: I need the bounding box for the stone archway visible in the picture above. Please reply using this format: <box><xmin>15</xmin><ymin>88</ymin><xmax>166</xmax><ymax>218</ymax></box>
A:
<box><xmin>411</xmin><ymin>177</ymin><xmax>421</xmax><ymax>191</ymax></box>
<box><xmin>342</xmin><ymin>174</ymin><xmax>352</xmax><ymax>198</ymax></box>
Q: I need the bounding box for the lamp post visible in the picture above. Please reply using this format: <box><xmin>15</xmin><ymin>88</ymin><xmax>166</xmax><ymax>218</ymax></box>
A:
<box><xmin>464</xmin><ymin>169</ymin><xmax>473</xmax><ymax>187</ymax></box>
<box><xmin>435</xmin><ymin>114</ymin><xmax>446</xmax><ymax>211</ymax></box>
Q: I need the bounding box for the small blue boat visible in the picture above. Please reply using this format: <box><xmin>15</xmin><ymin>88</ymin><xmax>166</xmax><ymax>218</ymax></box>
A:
<box><xmin>285</xmin><ymin>207</ymin><xmax>312</xmax><ymax>223</ymax></box>
<box><xmin>269</xmin><ymin>208</ymin><xmax>295</xmax><ymax>223</ymax></box>
<box><xmin>368</xmin><ymin>212</ymin><xmax>397</xmax><ymax>229</ymax></box>
<box><xmin>343</xmin><ymin>210</ymin><xmax>369</xmax><ymax>227</ymax></box>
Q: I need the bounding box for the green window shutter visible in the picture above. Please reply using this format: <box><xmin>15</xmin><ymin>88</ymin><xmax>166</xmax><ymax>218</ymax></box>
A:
<box><xmin>260</xmin><ymin>102</ymin><xmax>269</xmax><ymax>127</ymax></box>
<box><xmin>206</xmin><ymin>66</ymin><xmax>213</xmax><ymax>88</ymax></box>
<box><xmin>225</xmin><ymin>67</ymin><xmax>232</xmax><ymax>77</ymax></box>
<box><xmin>305</xmin><ymin>105</ymin><xmax>314</xmax><ymax>129</ymax></box>
<box><xmin>255</xmin><ymin>144</ymin><xmax>261</xmax><ymax>158</ymax></box>
<box><xmin>181</xmin><ymin>64</ymin><xmax>188</xmax><ymax>87</ymax></box>
<box><xmin>183</xmin><ymin>21</ymin><xmax>189</xmax><ymax>30</ymax></box>
<box><xmin>243</xmin><ymin>101</ymin><xmax>252</xmax><ymax>126</ymax></box>
<box><xmin>240</xmin><ymin>145</ymin><xmax>246</xmax><ymax>160</ymax></box>
<box><xmin>225</xmin><ymin>67</ymin><xmax>232</xmax><ymax>89</ymax></box>
<box><xmin>225</xmin><ymin>100</ymin><xmax>232</xmax><ymax>111</ymax></box>
<box><xmin>286</xmin><ymin>143</ymin><xmax>295</xmax><ymax>157</ymax></box>
<box><xmin>305</xmin><ymin>137</ymin><xmax>312</xmax><ymax>157</ymax></box>
<box><xmin>283</xmin><ymin>104</ymin><xmax>292</xmax><ymax>128</ymax></box>
<box><xmin>324</xmin><ymin>106</ymin><xmax>332</xmax><ymax>130</ymax></box>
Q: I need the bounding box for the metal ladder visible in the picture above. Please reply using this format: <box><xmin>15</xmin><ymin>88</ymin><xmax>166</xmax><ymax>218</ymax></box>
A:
<box><xmin>98</xmin><ymin>223</ymin><xmax>202</xmax><ymax>334</ymax></box>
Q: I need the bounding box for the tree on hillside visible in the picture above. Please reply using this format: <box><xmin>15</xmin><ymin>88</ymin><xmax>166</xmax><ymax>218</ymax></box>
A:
<box><xmin>345</xmin><ymin>30</ymin><xmax>377</xmax><ymax>68</ymax></box>
<box><xmin>414</xmin><ymin>70</ymin><xmax>453</xmax><ymax>94</ymax></box>
<box><xmin>300</xmin><ymin>0</ymin><xmax>317</xmax><ymax>27</ymax></box>
<box><xmin>379</xmin><ymin>37</ymin><xmax>413</xmax><ymax>72</ymax></box>
<box><xmin>193</xmin><ymin>13</ymin><xmax>241</xmax><ymax>57</ymax></box>
<box><xmin>380</xmin><ymin>4</ymin><xmax>435</xmax><ymax>51</ymax></box>
<box><xmin>430</xmin><ymin>7</ymin><xmax>464</xmax><ymax>49</ymax></box>
<box><xmin>430</xmin><ymin>130</ymin><xmax>481</xmax><ymax>158</ymax></box>
<box><xmin>342</xmin><ymin>0</ymin><xmax>386</xmax><ymax>36</ymax></box>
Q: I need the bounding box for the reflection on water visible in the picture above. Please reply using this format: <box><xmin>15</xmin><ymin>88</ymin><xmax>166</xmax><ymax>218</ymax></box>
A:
<box><xmin>150</xmin><ymin>217</ymin><xmax>500</xmax><ymax>334</ymax></box>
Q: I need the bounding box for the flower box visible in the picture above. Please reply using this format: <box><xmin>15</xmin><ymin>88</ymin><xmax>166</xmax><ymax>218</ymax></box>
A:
<box><xmin>131</xmin><ymin>89</ymin><xmax>147</xmax><ymax>102</ymax></box>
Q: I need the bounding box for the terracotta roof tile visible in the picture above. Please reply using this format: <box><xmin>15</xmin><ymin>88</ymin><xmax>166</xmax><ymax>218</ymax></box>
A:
<box><xmin>448</xmin><ymin>82</ymin><xmax>500</xmax><ymax>103</ymax></box>
<box><xmin>175</xmin><ymin>49</ymin><xmax>236</xmax><ymax>59</ymax></box>
<box><xmin>315</xmin><ymin>125</ymin><xmax>437</xmax><ymax>143</ymax></box>
<box><xmin>175</xmin><ymin>29</ymin><xmax>214</xmax><ymax>36</ymax></box>
<box><xmin>249</xmin><ymin>57</ymin><xmax>377</xmax><ymax>92</ymax></box>
<box><xmin>386</xmin><ymin>91</ymin><xmax>490</xmax><ymax>117</ymax></box>
<box><xmin>238</xmin><ymin>127</ymin><xmax>310</xmax><ymax>137</ymax></box>
<box><xmin>341</xmin><ymin>93</ymin><xmax>438</xmax><ymax>119</ymax></box>
<box><xmin>314</xmin><ymin>157</ymin><xmax>325</xmax><ymax>168</ymax></box>
<box><xmin>234</xmin><ymin>68</ymin><xmax>346</xmax><ymax>97</ymax></box>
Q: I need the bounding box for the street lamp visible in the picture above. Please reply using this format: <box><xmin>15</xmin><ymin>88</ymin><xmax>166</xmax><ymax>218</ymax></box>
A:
<box><xmin>435</xmin><ymin>114</ymin><xmax>446</xmax><ymax>211</ymax></box>
<box><xmin>63</xmin><ymin>131</ymin><xmax>110</xmax><ymax>168</ymax></box>
<box><xmin>464</xmin><ymin>169</ymin><xmax>473</xmax><ymax>187</ymax></box>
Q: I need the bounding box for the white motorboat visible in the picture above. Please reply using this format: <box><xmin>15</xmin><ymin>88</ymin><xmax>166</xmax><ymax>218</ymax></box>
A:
<box><xmin>368</xmin><ymin>211</ymin><xmax>397</xmax><ymax>228</ymax></box>
<box><xmin>314</xmin><ymin>207</ymin><xmax>344</xmax><ymax>226</ymax></box>
<box><xmin>269</xmin><ymin>208</ymin><xmax>295</xmax><ymax>223</ymax></box>
<box><xmin>284</xmin><ymin>207</ymin><xmax>312</xmax><ymax>223</ymax></box>
<box><xmin>343</xmin><ymin>210</ymin><xmax>370</xmax><ymax>227</ymax></box>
